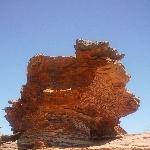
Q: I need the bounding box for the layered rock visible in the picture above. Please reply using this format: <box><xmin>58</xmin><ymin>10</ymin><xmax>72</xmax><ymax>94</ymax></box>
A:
<box><xmin>1</xmin><ymin>132</ymin><xmax>150</xmax><ymax>150</ymax></box>
<box><xmin>5</xmin><ymin>39</ymin><xmax>140</xmax><ymax>148</ymax></box>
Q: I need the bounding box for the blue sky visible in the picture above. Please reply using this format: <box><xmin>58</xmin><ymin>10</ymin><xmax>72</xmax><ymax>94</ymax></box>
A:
<box><xmin>0</xmin><ymin>0</ymin><xmax>150</xmax><ymax>134</ymax></box>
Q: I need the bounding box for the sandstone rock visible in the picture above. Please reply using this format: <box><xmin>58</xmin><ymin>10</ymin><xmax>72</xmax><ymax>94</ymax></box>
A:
<box><xmin>4</xmin><ymin>39</ymin><xmax>140</xmax><ymax>149</ymax></box>
<box><xmin>1</xmin><ymin>132</ymin><xmax>150</xmax><ymax>150</ymax></box>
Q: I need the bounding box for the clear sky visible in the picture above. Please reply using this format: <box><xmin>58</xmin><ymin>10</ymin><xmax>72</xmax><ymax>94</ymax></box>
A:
<box><xmin>0</xmin><ymin>0</ymin><xmax>150</xmax><ymax>134</ymax></box>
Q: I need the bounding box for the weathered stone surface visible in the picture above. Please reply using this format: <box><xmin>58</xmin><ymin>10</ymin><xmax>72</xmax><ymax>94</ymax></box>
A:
<box><xmin>4</xmin><ymin>39</ymin><xmax>140</xmax><ymax>149</ymax></box>
<box><xmin>1</xmin><ymin>132</ymin><xmax>150</xmax><ymax>150</ymax></box>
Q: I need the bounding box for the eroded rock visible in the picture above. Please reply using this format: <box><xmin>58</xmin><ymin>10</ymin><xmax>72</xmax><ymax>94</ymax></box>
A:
<box><xmin>4</xmin><ymin>39</ymin><xmax>140</xmax><ymax>148</ymax></box>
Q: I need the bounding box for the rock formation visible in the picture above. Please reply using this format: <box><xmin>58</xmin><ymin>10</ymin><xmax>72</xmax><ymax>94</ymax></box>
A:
<box><xmin>4</xmin><ymin>39</ymin><xmax>140</xmax><ymax>149</ymax></box>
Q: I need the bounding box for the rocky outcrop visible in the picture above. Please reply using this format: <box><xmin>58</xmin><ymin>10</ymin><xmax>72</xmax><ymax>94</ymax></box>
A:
<box><xmin>4</xmin><ymin>39</ymin><xmax>139</xmax><ymax>149</ymax></box>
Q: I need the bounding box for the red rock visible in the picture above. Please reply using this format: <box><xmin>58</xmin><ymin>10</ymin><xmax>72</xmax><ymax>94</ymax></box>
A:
<box><xmin>4</xmin><ymin>39</ymin><xmax>140</xmax><ymax>148</ymax></box>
